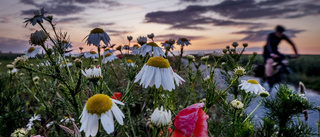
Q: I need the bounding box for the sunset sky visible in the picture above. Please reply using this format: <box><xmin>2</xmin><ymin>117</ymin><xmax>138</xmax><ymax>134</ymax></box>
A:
<box><xmin>0</xmin><ymin>0</ymin><xmax>319</xmax><ymax>54</ymax></box>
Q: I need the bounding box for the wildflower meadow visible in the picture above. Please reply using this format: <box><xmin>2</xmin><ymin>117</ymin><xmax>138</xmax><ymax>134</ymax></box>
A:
<box><xmin>1</xmin><ymin>8</ymin><xmax>318</xmax><ymax>137</ymax></box>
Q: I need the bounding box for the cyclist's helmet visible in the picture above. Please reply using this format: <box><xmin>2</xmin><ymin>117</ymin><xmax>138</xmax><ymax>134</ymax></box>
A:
<box><xmin>275</xmin><ymin>25</ymin><xmax>285</xmax><ymax>33</ymax></box>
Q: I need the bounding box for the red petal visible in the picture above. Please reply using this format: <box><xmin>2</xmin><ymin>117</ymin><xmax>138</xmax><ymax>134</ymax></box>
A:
<box><xmin>172</xmin><ymin>103</ymin><xmax>205</xmax><ymax>136</ymax></box>
<box><xmin>193</xmin><ymin>108</ymin><xmax>209</xmax><ymax>137</ymax></box>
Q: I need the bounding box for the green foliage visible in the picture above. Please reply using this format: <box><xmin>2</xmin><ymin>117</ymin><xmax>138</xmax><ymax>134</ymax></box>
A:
<box><xmin>262</xmin><ymin>84</ymin><xmax>315</xmax><ymax>136</ymax></box>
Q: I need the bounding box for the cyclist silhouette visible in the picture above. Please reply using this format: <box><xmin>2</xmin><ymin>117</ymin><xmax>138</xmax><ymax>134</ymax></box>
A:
<box><xmin>263</xmin><ymin>25</ymin><xmax>299</xmax><ymax>88</ymax></box>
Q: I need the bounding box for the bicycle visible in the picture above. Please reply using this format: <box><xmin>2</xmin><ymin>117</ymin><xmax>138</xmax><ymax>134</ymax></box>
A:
<box><xmin>253</xmin><ymin>55</ymin><xmax>299</xmax><ymax>92</ymax></box>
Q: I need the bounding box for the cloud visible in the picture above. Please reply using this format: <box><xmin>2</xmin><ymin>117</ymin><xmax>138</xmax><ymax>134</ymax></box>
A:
<box><xmin>0</xmin><ymin>37</ymin><xmax>30</xmax><ymax>53</ymax></box>
<box><xmin>56</xmin><ymin>17</ymin><xmax>82</xmax><ymax>23</ymax></box>
<box><xmin>144</xmin><ymin>5</ymin><xmax>264</xmax><ymax>30</ymax></box>
<box><xmin>0</xmin><ymin>17</ymin><xmax>10</xmax><ymax>23</ymax></box>
<box><xmin>154</xmin><ymin>33</ymin><xmax>204</xmax><ymax>42</ymax></box>
<box><xmin>144</xmin><ymin>0</ymin><xmax>320</xmax><ymax>29</ymax></box>
<box><xmin>104</xmin><ymin>29</ymin><xmax>131</xmax><ymax>37</ymax></box>
<box><xmin>21</xmin><ymin>5</ymin><xmax>85</xmax><ymax>16</ymax></box>
<box><xmin>232</xmin><ymin>29</ymin><xmax>305</xmax><ymax>42</ymax></box>
<box><xmin>19</xmin><ymin>0</ymin><xmax>121</xmax><ymax>16</ymax></box>
<box><xmin>87</xmin><ymin>22</ymin><xmax>115</xmax><ymax>28</ymax></box>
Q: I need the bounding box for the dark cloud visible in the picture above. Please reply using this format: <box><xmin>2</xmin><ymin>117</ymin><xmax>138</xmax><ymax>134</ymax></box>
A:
<box><xmin>88</xmin><ymin>22</ymin><xmax>115</xmax><ymax>28</ymax></box>
<box><xmin>180</xmin><ymin>0</ymin><xmax>208</xmax><ymax>2</ymax></box>
<box><xmin>21</xmin><ymin>5</ymin><xmax>85</xmax><ymax>16</ymax></box>
<box><xmin>232</xmin><ymin>29</ymin><xmax>305</xmax><ymax>42</ymax></box>
<box><xmin>104</xmin><ymin>29</ymin><xmax>131</xmax><ymax>37</ymax></box>
<box><xmin>144</xmin><ymin>0</ymin><xmax>320</xmax><ymax>29</ymax></box>
<box><xmin>145</xmin><ymin>5</ymin><xmax>264</xmax><ymax>30</ymax></box>
<box><xmin>19</xmin><ymin>0</ymin><xmax>121</xmax><ymax>16</ymax></box>
<box><xmin>0</xmin><ymin>37</ymin><xmax>30</xmax><ymax>53</ymax></box>
<box><xmin>154</xmin><ymin>33</ymin><xmax>204</xmax><ymax>42</ymax></box>
<box><xmin>56</xmin><ymin>17</ymin><xmax>82</xmax><ymax>23</ymax></box>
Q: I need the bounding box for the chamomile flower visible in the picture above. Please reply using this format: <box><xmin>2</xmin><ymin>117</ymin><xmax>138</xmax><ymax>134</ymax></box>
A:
<box><xmin>102</xmin><ymin>53</ymin><xmax>118</xmax><ymax>64</ymax></box>
<box><xmin>136</xmin><ymin>42</ymin><xmax>165</xmax><ymax>57</ymax></box>
<box><xmin>60</xmin><ymin>62</ymin><xmax>73</xmax><ymax>67</ymax></box>
<box><xmin>8</xmin><ymin>68</ymin><xmax>18</xmax><ymax>74</ymax></box>
<box><xmin>24</xmin><ymin>7</ymin><xmax>49</xmax><ymax>26</ymax></box>
<box><xmin>10</xmin><ymin>128</ymin><xmax>28</xmax><ymax>137</ymax></box>
<box><xmin>84</xmin><ymin>51</ymin><xmax>99</xmax><ymax>59</ymax></box>
<box><xmin>104</xmin><ymin>48</ymin><xmax>116</xmax><ymax>54</ymax></box>
<box><xmin>60</xmin><ymin>116</ymin><xmax>75</xmax><ymax>124</ymax></box>
<box><xmin>82</xmin><ymin>66</ymin><xmax>103</xmax><ymax>80</ymax></box>
<box><xmin>85</xmin><ymin>28</ymin><xmax>111</xmax><ymax>47</ymax></box>
<box><xmin>239</xmin><ymin>79</ymin><xmax>265</xmax><ymax>94</ymax></box>
<box><xmin>134</xmin><ymin>56</ymin><xmax>185</xmax><ymax>91</ymax></box>
<box><xmin>137</xmin><ymin>36</ymin><xmax>147</xmax><ymax>46</ymax></box>
<box><xmin>12</xmin><ymin>56</ymin><xmax>28</xmax><ymax>68</ymax></box>
<box><xmin>161</xmin><ymin>41</ymin><xmax>174</xmax><ymax>51</ymax></box>
<box><xmin>176</xmin><ymin>38</ymin><xmax>191</xmax><ymax>47</ymax></box>
<box><xmin>80</xmin><ymin>94</ymin><xmax>125</xmax><ymax>136</ymax></box>
<box><xmin>234</xmin><ymin>66</ymin><xmax>246</xmax><ymax>76</ymax></box>
<box><xmin>126</xmin><ymin>59</ymin><xmax>135</xmax><ymax>67</ymax></box>
<box><xmin>131</xmin><ymin>44</ymin><xmax>140</xmax><ymax>55</ymax></box>
<box><xmin>25</xmin><ymin>47</ymin><xmax>40</xmax><ymax>58</ymax></box>
<box><xmin>230</xmin><ymin>99</ymin><xmax>244</xmax><ymax>109</ymax></box>
<box><xmin>151</xmin><ymin>106</ymin><xmax>172</xmax><ymax>128</ymax></box>
<box><xmin>29</xmin><ymin>30</ymin><xmax>48</xmax><ymax>46</ymax></box>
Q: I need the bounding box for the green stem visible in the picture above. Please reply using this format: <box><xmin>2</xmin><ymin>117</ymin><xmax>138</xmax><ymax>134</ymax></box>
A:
<box><xmin>62</xmin><ymin>55</ymin><xmax>74</xmax><ymax>83</ymax></box>
<box><xmin>242</xmin><ymin>97</ymin><xmax>265</xmax><ymax>124</ymax></box>
<box><xmin>222</xmin><ymin>76</ymin><xmax>239</xmax><ymax>94</ymax></box>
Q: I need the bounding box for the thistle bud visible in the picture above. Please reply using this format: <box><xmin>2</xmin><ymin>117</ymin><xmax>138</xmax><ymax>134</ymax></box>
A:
<box><xmin>243</xmin><ymin>43</ymin><xmax>248</xmax><ymax>47</ymax></box>
<box><xmin>232</xmin><ymin>42</ymin><xmax>238</xmax><ymax>47</ymax></box>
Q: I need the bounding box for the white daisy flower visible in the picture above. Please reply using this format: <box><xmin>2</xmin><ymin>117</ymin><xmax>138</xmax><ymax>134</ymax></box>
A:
<box><xmin>104</xmin><ymin>48</ymin><xmax>116</xmax><ymax>54</ymax></box>
<box><xmin>126</xmin><ymin>59</ymin><xmax>135</xmax><ymax>67</ymax></box>
<box><xmin>136</xmin><ymin>42</ymin><xmax>165</xmax><ymax>57</ymax></box>
<box><xmin>239</xmin><ymin>79</ymin><xmax>265</xmax><ymax>94</ymax></box>
<box><xmin>10</xmin><ymin>128</ymin><xmax>28</xmax><ymax>137</ymax></box>
<box><xmin>230</xmin><ymin>99</ymin><xmax>244</xmax><ymax>109</ymax></box>
<box><xmin>102</xmin><ymin>53</ymin><xmax>118</xmax><ymax>64</ymax></box>
<box><xmin>84</xmin><ymin>51</ymin><xmax>99</xmax><ymax>59</ymax></box>
<box><xmin>24</xmin><ymin>7</ymin><xmax>49</xmax><ymax>26</ymax></box>
<box><xmin>200</xmin><ymin>55</ymin><xmax>209</xmax><ymax>61</ymax></box>
<box><xmin>25</xmin><ymin>47</ymin><xmax>41</xmax><ymax>58</ymax></box>
<box><xmin>29</xmin><ymin>30</ymin><xmax>48</xmax><ymax>46</ymax></box>
<box><xmin>150</xmin><ymin>106</ymin><xmax>171</xmax><ymax>128</ymax></box>
<box><xmin>234</xmin><ymin>66</ymin><xmax>246</xmax><ymax>76</ymax></box>
<box><xmin>137</xmin><ymin>36</ymin><xmax>147</xmax><ymax>46</ymax></box>
<box><xmin>85</xmin><ymin>28</ymin><xmax>111</xmax><ymax>47</ymax></box>
<box><xmin>60</xmin><ymin>62</ymin><xmax>73</xmax><ymax>67</ymax></box>
<box><xmin>8</xmin><ymin>68</ymin><xmax>18</xmax><ymax>74</ymax></box>
<box><xmin>82</xmin><ymin>66</ymin><xmax>103</xmax><ymax>80</ymax></box>
<box><xmin>46</xmin><ymin>121</ymin><xmax>54</xmax><ymax>128</ymax></box>
<box><xmin>12</xmin><ymin>56</ymin><xmax>28</xmax><ymax>68</ymax></box>
<box><xmin>134</xmin><ymin>56</ymin><xmax>185</xmax><ymax>91</ymax></box>
<box><xmin>80</xmin><ymin>94</ymin><xmax>125</xmax><ymax>136</ymax></box>
<box><xmin>131</xmin><ymin>44</ymin><xmax>140</xmax><ymax>55</ymax></box>
<box><xmin>176</xmin><ymin>38</ymin><xmax>191</xmax><ymax>47</ymax></box>
<box><xmin>60</xmin><ymin>116</ymin><xmax>75</xmax><ymax>124</ymax></box>
<box><xmin>161</xmin><ymin>41</ymin><xmax>174</xmax><ymax>51</ymax></box>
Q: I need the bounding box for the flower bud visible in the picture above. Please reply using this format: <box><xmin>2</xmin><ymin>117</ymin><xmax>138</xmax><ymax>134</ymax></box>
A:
<box><xmin>230</xmin><ymin>99</ymin><xmax>244</xmax><ymax>109</ymax></box>
<box><xmin>243</xmin><ymin>43</ymin><xmax>248</xmax><ymax>47</ymax></box>
<box><xmin>7</xmin><ymin>64</ymin><xmax>14</xmax><ymax>70</ymax></box>
<box><xmin>74</xmin><ymin>58</ymin><xmax>82</xmax><ymax>68</ymax></box>
<box><xmin>232</xmin><ymin>42</ymin><xmax>238</xmax><ymax>47</ymax></box>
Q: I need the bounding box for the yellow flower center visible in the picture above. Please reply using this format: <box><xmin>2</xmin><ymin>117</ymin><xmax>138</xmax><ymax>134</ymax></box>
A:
<box><xmin>62</xmin><ymin>40</ymin><xmax>68</xmax><ymax>44</ymax></box>
<box><xmin>105</xmin><ymin>48</ymin><xmax>110</xmax><ymax>51</ymax></box>
<box><xmin>247</xmin><ymin>79</ymin><xmax>258</xmax><ymax>84</ymax></box>
<box><xmin>147</xmin><ymin>42</ymin><xmax>159</xmax><ymax>47</ymax></box>
<box><xmin>90</xmin><ymin>28</ymin><xmax>104</xmax><ymax>34</ymax></box>
<box><xmin>86</xmin><ymin>94</ymin><xmax>113</xmax><ymax>115</ymax></box>
<box><xmin>28</xmin><ymin>47</ymin><xmax>35</xmax><ymax>53</ymax></box>
<box><xmin>127</xmin><ymin>59</ymin><xmax>133</xmax><ymax>63</ymax></box>
<box><xmin>133</xmin><ymin>44</ymin><xmax>140</xmax><ymax>49</ymax></box>
<box><xmin>180</xmin><ymin>38</ymin><xmax>188</xmax><ymax>42</ymax></box>
<box><xmin>90</xmin><ymin>51</ymin><xmax>97</xmax><ymax>54</ymax></box>
<box><xmin>104</xmin><ymin>53</ymin><xmax>111</xmax><ymax>57</ymax></box>
<box><xmin>146</xmin><ymin>57</ymin><xmax>170</xmax><ymax>68</ymax></box>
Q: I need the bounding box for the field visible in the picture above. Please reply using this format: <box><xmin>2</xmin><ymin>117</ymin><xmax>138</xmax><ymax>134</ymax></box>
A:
<box><xmin>1</xmin><ymin>47</ymin><xmax>318</xmax><ymax>137</ymax></box>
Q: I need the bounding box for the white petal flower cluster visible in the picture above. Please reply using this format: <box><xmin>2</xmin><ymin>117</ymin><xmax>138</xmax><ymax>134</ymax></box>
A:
<box><xmin>151</xmin><ymin>106</ymin><xmax>172</xmax><ymax>127</ymax></box>
<box><xmin>82</xmin><ymin>67</ymin><xmax>103</xmax><ymax>80</ymax></box>
<box><xmin>239</xmin><ymin>79</ymin><xmax>265</xmax><ymax>94</ymax></box>
<box><xmin>230</xmin><ymin>99</ymin><xmax>244</xmax><ymax>109</ymax></box>
<box><xmin>26</xmin><ymin>114</ymin><xmax>41</xmax><ymax>131</ymax></box>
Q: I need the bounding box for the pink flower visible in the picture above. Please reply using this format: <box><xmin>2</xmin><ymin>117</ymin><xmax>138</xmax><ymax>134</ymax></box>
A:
<box><xmin>171</xmin><ymin>103</ymin><xmax>209</xmax><ymax>137</ymax></box>
<box><xmin>30</xmin><ymin>135</ymin><xmax>42</xmax><ymax>137</ymax></box>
